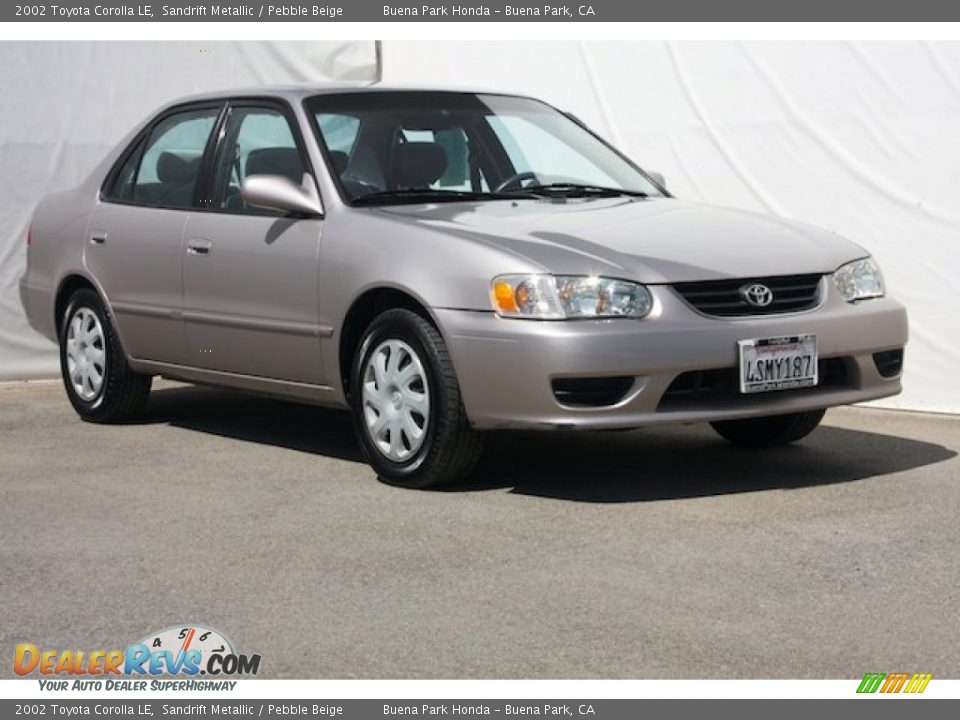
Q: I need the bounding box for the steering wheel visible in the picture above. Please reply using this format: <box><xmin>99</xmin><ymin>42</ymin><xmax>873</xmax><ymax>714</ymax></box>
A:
<box><xmin>494</xmin><ymin>171</ymin><xmax>538</xmax><ymax>192</ymax></box>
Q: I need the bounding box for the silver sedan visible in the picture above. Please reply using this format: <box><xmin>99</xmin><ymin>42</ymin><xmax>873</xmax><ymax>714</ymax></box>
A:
<box><xmin>20</xmin><ymin>85</ymin><xmax>908</xmax><ymax>488</ymax></box>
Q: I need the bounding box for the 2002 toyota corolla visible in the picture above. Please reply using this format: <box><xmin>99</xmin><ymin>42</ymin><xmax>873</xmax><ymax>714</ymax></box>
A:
<box><xmin>20</xmin><ymin>85</ymin><xmax>908</xmax><ymax>488</ymax></box>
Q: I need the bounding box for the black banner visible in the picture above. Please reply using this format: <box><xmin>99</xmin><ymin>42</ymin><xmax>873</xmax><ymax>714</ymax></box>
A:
<box><xmin>3</xmin><ymin>0</ymin><xmax>958</xmax><ymax>22</ymax></box>
<box><xmin>1</xmin><ymin>699</ymin><xmax>959</xmax><ymax>719</ymax></box>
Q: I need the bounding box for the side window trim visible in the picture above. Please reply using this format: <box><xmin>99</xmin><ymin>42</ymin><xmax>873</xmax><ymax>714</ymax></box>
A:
<box><xmin>193</xmin><ymin>102</ymin><xmax>231</xmax><ymax>209</ymax></box>
<box><xmin>99</xmin><ymin>100</ymin><xmax>226</xmax><ymax>210</ymax></box>
<box><xmin>204</xmin><ymin>97</ymin><xmax>321</xmax><ymax>218</ymax></box>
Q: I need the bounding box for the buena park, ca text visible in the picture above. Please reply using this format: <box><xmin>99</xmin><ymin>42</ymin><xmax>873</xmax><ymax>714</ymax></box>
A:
<box><xmin>384</xmin><ymin>4</ymin><xmax>596</xmax><ymax>16</ymax></box>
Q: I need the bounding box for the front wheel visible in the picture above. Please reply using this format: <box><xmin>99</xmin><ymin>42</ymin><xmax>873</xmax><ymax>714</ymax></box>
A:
<box><xmin>349</xmin><ymin>308</ymin><xmax>483</xmax><ymax>489</ymax></box>
<box><xmin>59</xmin><ymin>288</ymin><xmax>152</xmax><ymax>422</ymax></box>
<box><xmin>710</xmin><ymin>409</ymin><xmax>826</xmax><ymax>447</ymax></box>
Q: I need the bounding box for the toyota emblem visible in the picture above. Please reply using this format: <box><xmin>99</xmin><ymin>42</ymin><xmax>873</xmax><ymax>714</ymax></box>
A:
<box><xmin>742</xmin><ymin>283</ymin><xmax>774</xmax><ymax>308</ymax></box>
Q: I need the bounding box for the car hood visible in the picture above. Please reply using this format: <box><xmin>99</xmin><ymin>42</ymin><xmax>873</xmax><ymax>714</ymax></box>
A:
<box><xmin>377</xmin><ymin>197</ymin><xmax>867</xmax><ymax>283</ymax></box>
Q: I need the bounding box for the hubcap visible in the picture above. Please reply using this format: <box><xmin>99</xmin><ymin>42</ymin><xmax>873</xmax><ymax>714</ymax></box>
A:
<box><xmin>65</xmin><ymin>307</ymin><xmax>106</xmax><ymax>402</ymax></box>
<box><xmin>361</xmin><ymin>339</ymin><xmax>430</xmax><ymax>462</ymax></box>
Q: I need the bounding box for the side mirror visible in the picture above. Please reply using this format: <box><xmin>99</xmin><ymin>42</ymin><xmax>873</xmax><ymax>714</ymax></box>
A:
<box><xmin>241</xmin><ymin>175</ymin><xmax>323</xmax><ymax>217</ymax></box>
<box><xmin>648</xmin><ymin>171</ymin><xmax>666</xmax><ymax>190</ymax></box>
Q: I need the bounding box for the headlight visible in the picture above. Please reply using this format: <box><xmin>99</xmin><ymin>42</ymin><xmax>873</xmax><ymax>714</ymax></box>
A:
<box><xmin>490</xmin><ymin>274</ymin><xmax>653</xmax><ymax>319</ymax></box>
<box><xmin>834</xmin><ymin>257</ymin><xmax>885</xmax><ymax>302</ymax></box>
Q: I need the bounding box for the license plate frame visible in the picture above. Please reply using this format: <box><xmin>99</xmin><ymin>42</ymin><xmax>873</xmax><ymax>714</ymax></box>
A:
<box><xmin>738</xmin><ymin>334</ymin><xmax>818</xmax><ymax>394</ymax></box>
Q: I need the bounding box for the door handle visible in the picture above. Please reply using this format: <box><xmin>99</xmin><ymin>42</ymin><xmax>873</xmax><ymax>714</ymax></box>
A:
<box><xmin>186</xmin><ymin>238</ymin><xmax>212</xmax><ymax>256</ymax></box>
<box><xmin>90</xmin><ymin>231</ymin><xmax>107</xmax><ymax>245</ymax></box>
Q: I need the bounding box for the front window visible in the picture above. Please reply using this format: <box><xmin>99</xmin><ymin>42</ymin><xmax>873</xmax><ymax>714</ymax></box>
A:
<box><xmin>210</xmin><ymin>106</ymin><xmax>305</xmax><ymax>214</ymax></box>
<box><xmin>307</xmin><ymin>92</ymin><xmax>662</xmax><ymax>205</ymax></box>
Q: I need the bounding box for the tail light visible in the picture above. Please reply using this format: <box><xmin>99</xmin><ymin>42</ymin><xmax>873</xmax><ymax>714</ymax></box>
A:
<box><xmin>27</xmin><ymin>226</ymin><xmax>32</xmax><ymax>246</ymax></box>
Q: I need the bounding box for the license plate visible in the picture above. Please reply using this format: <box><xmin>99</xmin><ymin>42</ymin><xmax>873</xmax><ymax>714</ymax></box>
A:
<box><xmin>738</xmin><ymin>334</ymin><xmax>818</xmax><ymax>394</ymax></box>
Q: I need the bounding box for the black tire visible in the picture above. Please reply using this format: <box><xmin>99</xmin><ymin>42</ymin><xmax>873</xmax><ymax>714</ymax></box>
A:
<box><xmin>59</xmin><ymin>288</ymin><xmax>152</xmax><ymax>423</ymax></box>
<box><xmin>710</xmin><ymin>409</ymin><xmax>826</xmax><ymax>447</ymax></box>
<box><xmin>349</xmin><ymin>308</ymin><xmax>483</xmax><ymax>489</ymax></box>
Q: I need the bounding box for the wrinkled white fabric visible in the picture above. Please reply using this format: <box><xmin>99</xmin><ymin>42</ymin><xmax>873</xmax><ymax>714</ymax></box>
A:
<box><xmin>0</xmin><ymin>41</ymin><xmax>377</xmax><ymax>382</ymax></box>
<box><xmin>383</xmin><ymin>41</ymin><xmax>960</xmax><ymax>413</ymax></box>
<box><xmin>5</xmin><ymin>41</ymin><xmax>958</xmax><ymax>414</ymax></box>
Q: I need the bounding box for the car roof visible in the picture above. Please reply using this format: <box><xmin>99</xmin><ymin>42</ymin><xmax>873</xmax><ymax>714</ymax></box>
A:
<box><xmin>167</xmin><ymin>81</ymin><xmax>534</xmax><ymax>107</ymax></box>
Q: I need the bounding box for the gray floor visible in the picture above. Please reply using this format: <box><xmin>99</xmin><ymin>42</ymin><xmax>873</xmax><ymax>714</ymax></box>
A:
<box><xmin>1</xmin><ymin>379</ymin><xmax>958</xmax><ymax>679</ymax></box>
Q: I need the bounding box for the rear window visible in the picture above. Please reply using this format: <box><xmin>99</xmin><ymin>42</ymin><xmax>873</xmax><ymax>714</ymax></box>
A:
<box><xmin>103</xmin><ymin>107</ymin><xmax>219</xmax><ymax>209</ymax></box>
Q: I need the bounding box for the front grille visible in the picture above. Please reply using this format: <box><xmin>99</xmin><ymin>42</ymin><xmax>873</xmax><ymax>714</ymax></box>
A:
<box><xmin>672</xmin><ymin>274</ymin><xmax>823</xmax><ymax>317</ymax></box>
<box><xmin>552</xmin><ymin>376</ymin><xmax>635</xmax><ymax>408</ymax></box>
<box><xmin>657</xmin><ymin>357</ymin><xmax>853</xmax><ymax>412</ymax></box>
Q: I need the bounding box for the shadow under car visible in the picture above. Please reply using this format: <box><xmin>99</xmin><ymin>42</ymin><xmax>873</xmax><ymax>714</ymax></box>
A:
<box><xmin>134</xmin><ymin>384</ymin><xmax>956</xmax><ymax>503</ymax></box>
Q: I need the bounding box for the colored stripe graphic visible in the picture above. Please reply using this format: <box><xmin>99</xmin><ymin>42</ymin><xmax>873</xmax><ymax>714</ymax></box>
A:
<box><xmin>904</xmin><ymin>673</ymin><xmax>934</xmax><ymax>694</ymax></box>
<box><xmin>857</xmin><ymin>672</ymin><xmax>932</xmax><ymax>694</ymax></box>
<box><xmin>857</xmin><ymin>673</ymin><xmax>886</xmax><ymax>693</ymax></box>
<box><xmin>881</xmin><ymin>672</ymin><xmax>910</xmax><ymax>693</ymax></box>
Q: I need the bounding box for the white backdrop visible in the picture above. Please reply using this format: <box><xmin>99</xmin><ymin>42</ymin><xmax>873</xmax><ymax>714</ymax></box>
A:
<box><xmin>2</xmin><ymin>42</ymin><xmax>958</xmax><ymax>413</ymax></box>
<box><xmin>383</xmin><ymin>41</ymin><xmax>960</xmax><ymax>414</ymax></box>
<box><xmin>0</xmin><ymin>41</ymin><xmax>377</xmax><ymax>382</ymax></box>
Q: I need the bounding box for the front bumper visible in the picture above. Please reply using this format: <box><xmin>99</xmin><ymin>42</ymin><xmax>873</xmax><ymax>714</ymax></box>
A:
<box><xmin>436</xmin><ymin>285</ymin><xmax>908</xmax><ymax>430</ymax></box>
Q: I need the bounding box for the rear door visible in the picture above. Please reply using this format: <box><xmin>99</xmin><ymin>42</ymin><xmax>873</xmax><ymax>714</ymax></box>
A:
<box><xmin>87</xmin><ymin>103</ymin><xmax>222</xmax><ymax>364</ymax></box>
<box><xmin>181</xmin><ymin>101</ymin><xmax>325</xmax><ymax>384</ymax></box>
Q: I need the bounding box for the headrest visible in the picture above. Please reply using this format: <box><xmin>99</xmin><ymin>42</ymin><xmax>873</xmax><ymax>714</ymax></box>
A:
<box><xmin>328</xmin><ymin>150</ymin><xmax>349</xmax><ymax>176</ymax></box>
<box><xmin>391</xmin><ymin>142</ymin><xmax>447</xmax><ymax>188</ymax></box>
<box><xmin>246</xmin><ymin>147</ymin><xmax>305</xmax><ymax>184</ymax></box>
<box><xmin>157</xmin><ymin>152</ymin><xmax>199</xmax><ymax>184</ymax></box>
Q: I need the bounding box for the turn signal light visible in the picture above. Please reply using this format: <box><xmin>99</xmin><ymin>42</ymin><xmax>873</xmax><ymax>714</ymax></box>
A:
<box><xmin>492</xmin><ymin>281</ymin><xmax>520</xmax><ymax>313</ymax></box>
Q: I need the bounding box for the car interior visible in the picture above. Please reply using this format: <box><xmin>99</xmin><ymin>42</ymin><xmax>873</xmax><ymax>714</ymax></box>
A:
<box><xmin>131</xmin><ymin>150</ymin><xmax>202</xmax><ymax>207</ymax></box>
<box><xmin>317</xmin><ymin>112</ymin><xmax>504</xmax><ymax>199</ymax></box>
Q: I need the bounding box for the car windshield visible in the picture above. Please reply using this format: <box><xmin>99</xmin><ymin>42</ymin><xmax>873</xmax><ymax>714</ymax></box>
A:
<box><xmin>306</xmin><ymin>91</ymin><xmax>663</xmax><ymax>205</ymax></box>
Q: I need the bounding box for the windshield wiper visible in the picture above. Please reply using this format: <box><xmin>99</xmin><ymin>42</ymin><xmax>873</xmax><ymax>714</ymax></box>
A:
<box><xmin>350</xmin><ymin>185</ymin><xmax>646</xmax><ymax>206</ymax></box>
<box><xmin>352</xmin><ymin>188</ymin><xmax>529</xmax><ymax>206</ymax></box>
<box><xmin>519</xmin><ymin>183</ymin><xmax>649</xmax><ymax>199</ymax></box>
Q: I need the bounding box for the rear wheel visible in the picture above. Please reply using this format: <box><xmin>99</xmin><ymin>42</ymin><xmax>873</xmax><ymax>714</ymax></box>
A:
<box><xmin>59</xmin><ymin>288</ymin><xmax>151</xmax><ymax>422</ymax></box>
<box><xmin>710</xmin><ymin>409</ymin><xmax>825</xmax><ymax>447</ymax></box>
<box><xmin>349</xmin><ymin>308</ymin><xmax>483</xmax><ymax>489</ymax></box>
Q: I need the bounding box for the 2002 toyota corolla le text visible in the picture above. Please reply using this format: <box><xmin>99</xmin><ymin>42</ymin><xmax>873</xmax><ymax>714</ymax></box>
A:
<box><xmin>20</xmin><ymin>85</ymin><xmax>908</xmax><ymax>488</ymax></box>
